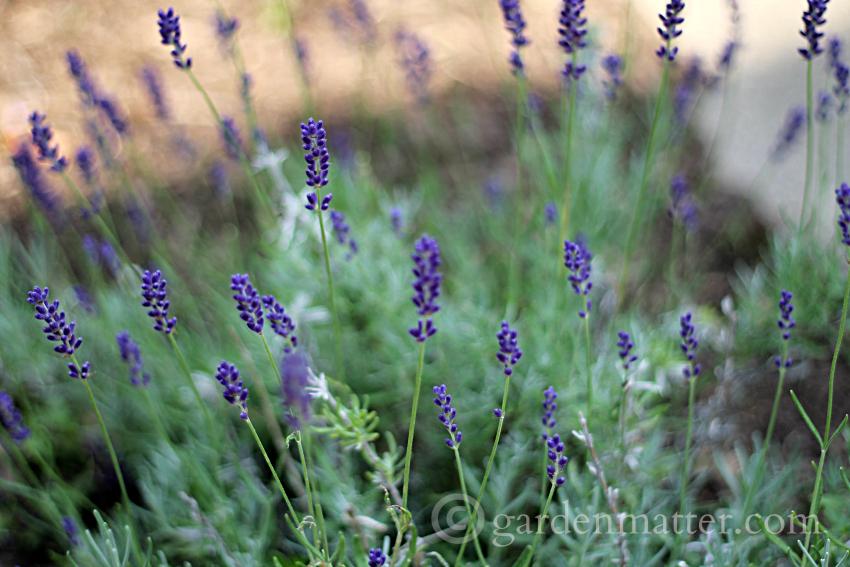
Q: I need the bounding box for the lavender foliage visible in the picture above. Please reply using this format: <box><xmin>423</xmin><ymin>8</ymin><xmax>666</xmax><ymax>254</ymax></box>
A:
<box><xmin>433</xmin><ymin>384</ymin><xmax>462</xmax><ymax>448</ymax></box>
<box><xmin>409</xmin><ymin>235</ymin><xmax>442</xmax><ymax>342</ymax></box>
<box><xmin>215</xmin><ymin>361</ymin><xmax>249</xmax><ymax>419</ymax></box>
<box><xmin>141</xmin><ymin>269</ymin><xmax>177</xmax><ymax>334</ymax></box>
<box><xmin>563</xmin><ymin>238</ymin><xmax>592</xmax><ymax>318</ymax></box>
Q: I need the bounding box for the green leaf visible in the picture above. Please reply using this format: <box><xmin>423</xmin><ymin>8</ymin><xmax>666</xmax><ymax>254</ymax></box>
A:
<box><xmin>330</xmin><ymin>533</ymin><xmax>346</xmax><ymax>564</ymax></box>
<box><xmin>789</xmin><ymin>390</ymin><xmax>823</xmax><ymax>447</ymax></box>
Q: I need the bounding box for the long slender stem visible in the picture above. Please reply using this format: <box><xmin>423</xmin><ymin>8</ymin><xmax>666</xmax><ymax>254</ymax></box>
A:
<box><xmin>246</xmin><ymin>418</ymin><xmax>300</xmax><ymax>523</ymax></box>
<box><xmin>800</xmin><ymin>60</ymin><xmax>815</xmax><ymax>227</ymax></box>
<box><xmin>316</xmin><ymin>209</ymin><xmax>345</xmax><ymax>381</ymax></box>
<box><xmin>618</xmin><ymin>63</ymin><xmax>670</xmax><ymax>301</ymax></box>
<box><xmin>401</xmin><ymin>341</ymin><xmax>427</xmax><ymax>509</ymax></box>
<box><xmin>295</xmin><ymin>432</ymin><xmax>321</xmax><ymax>554</ymax></box>
<box><xmin>455</xmin><ymin>375</ymin><xmax>512</xmax><ymax>565</ymax></box>
<box><xmin>837</xmin><ymin>115</ymin><xmax>846</xmax><ymax>188</ymax></box>
<box><xmin>560</xmin><ymin>66</ymin><xmax>579</xmax><ymax>241</ymax></box>
<box><xmin>258</xmin><ymin>334</ymin><xmax>288</xmax><ymax>453</ymax></box>
<box><xmin>506</xmin><ymin>76</ymin><xmax>527</xmax><ymax>316</ymax></box>
<box><xmin>678</xmin><ymin>376</ymin><xmax>697</xmax><ymax>519</ymax></box>
<box><xmin>584</xmin><ymin>316</ymin><xmax>593</xmax><ymax>413</ymax></box>
<box><xmin>803</xmin><ymin>262</ymin><xmax>850</xmax><ymax>549</ymax></box>
<box><xmin>524</xmin><ymin>481</ymin><xmax>558</xmax><ymax>566</ymax></box>
<box><xmin>451</xmin><ymin>447</ymin><xmax>481</xmax><ymax>563</ymax></box>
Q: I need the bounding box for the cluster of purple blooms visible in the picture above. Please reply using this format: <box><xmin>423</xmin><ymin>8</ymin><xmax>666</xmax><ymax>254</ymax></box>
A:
<box><xmin>27</xmin><ymin>287</ymin><xmax>90</xmax><ymax>379</ymax></box>
<box><xmin>433</xmin><ymin>384</ymin><xmax>462</xmax><ymax>448</ymax></box>
<box><xmin>302</xmin><ymin>118</ymin><xmax>332</xmax><ymax>211</ymax></box>
<box><xmin>141</xmin><ymin>66</ymin><xmax>171</xmax><ymax>122</ymax></box>
<box><xmin>673</xmin><ymin>58</ymin><xmax>704</xmax><ymax>123</ymax></box>
<box><xmin>558</xmin><ymin>0</ymin><xmax>588</xmax><ymax>82</ymax></box>
<box><xmin>214</xmin><ymin>11</ymin><xmax>240</xmax><ymax>49</ymax></box>
<box><xmin>668</xmin><ymin>174</ymin><xmax>698</xmax><ymax>230</ymax></box>
<box><xmin>799</xmin><ymin>0</ymin><xmax>830</xmax><ymax>60</ymax></box>
<box><xmin>395</xmin><ymin>29</ymin><xmax>432</xmax><ymax>105</ymax></box>
<box><xmin>263</xmin><ymin>295</ymin><xmax>298</xmax><ymax>350</ymax></box>
<box><xmin>83</xmin><ymin>235</ymin><xmax>120</xmax><ymax>276</ymax></box>
<box><xmin>0</xmin><ymin>391</ymin><xmax>30</xmax><ymax>444</ymax></box>
<box><xmin>231</xmin><ymin>273</ymin><xmax>265</xmax><ymax>333</ymax></box>
<box><xmin>836</xmin><ymin>183</ymin><xmax>850</xmax><ymax>245</ymax></box>
<box><xmin>498</xmin><ymin>0</ymin><xmax>529</xmax><ymax>74</ymax></box>
<box><xmin>563</xmin><ymin>239</ymin><xmax>593</xmax><ymax>318</ymax></box>
<box><xmin>328</xmin><ymin>0</ymin><xmax>376</xmax><ymax>46</ymax></box>
<box><xmin>601</xmin><ymin>54</ymin><xmax>623</xmax><ymax>101</ymax></box>
<box><xmin>679</xmin><ymin>312</ymin><xmax>701</xmax><ymax>379</ymax></box>
<box><xmin>541</xmin><ymin>386</ymin><xmax>558</xmax><ymax>440</ymax></box>
<box><xmin>215</xmin><ymin>361</ymin><xmax>249</xmax><ymax>420</ymax></box>
<box><xmin>772</xmin><ymin>106</ymin><xmax>806</xmax><ymax>160</ymax></box>
<box><xmin>368</xmin><ymin>548</ymin><xmax>387</xmax><ymax>567</ymax></box>
<box><xmin>817</xmin><ymin>90</ymin><xmax>834</xmax><ymax>122</ymax></box>
<box><xmin>546</xmin><ymin>432</ymin><xmax>568</xmax><ymax>486</ymax></box>
<box><xmin>158</xmin><ymin>7</ymin><xmax>192</xmax><ymax>69</ymax></box>
<box><xmin>281</xmin><ymin>351</ymin><xmax>312</xmax><ymax>428</ymax></box>
<box><xmin>657</xmin><ymin>0</ymin><xmax>686</xmax><ymax>61</ymax></box>
<box><xmin>409</xmin><ymin>235</ymin><xmax>443</xmax><ymax>342</ymax></box>
<box><xmin>617</xmin><ymin>331</ymin><xmax>638</xmax><ymax>371</ymax></box>
<box><xmin>775</xmin><ymin>290</ymin><xmax>795</xmax><ymax>368</ymax></box>
<box><xmin>141</xmin><ymin>270</ymin><xmax>177</xmax><ymax>335</ymax></box>
<box><xmin>830</xmin><ymin>38</ymin><xmax>849</xmax><ymax>115</ymax></box>
<box><xmin>116</xmin><ymin>331</ymin><xmax>151</xmax><ymax>386</ymax></box>
<box><xmin>29</xmin><ymin>112</ymin><xmax>67</xmax><ymax>173</ymax></box>
<box><xmin>496</xmin><ymin>321</ymin><xmax>522</xmax><ymax>377</ymax></box>
<box><xmin>330</xmin><ymin>211</ymin><xmax>359</xmax><ymax>258</ymax></box>
<box><xmin>11</xmin><ymin>144</ymin><xmax>61</xmax><ymax>223</ymax></box>
<box><xmin>717</xmin><ymin>0</ymin><xmax>740</xmax><ymax>73</ymax></box>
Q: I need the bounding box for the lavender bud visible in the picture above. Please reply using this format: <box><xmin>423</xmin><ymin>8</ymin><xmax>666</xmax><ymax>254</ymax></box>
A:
<box><xmin>330</xmin><ymin>211</ymin><xmax>358</xmax><ymax>259</ymax></box>
<box><xmin>496</xmin><ymin>321</ymin><xmax>523</xmax><ymax>377</ymax></box>
<box><xmin>563</xmin><ymin>238</ymin><xmax>593</xmax><ymax>318</ymax></box>
<box><xmin>679</xmin><ymin>312</ymin><xmax>701</xmax><ymax>379</ymax></box>
<box><xmin>11</xmin><ymin>144</ymin><xmax>62</xmax><ymax>223</ymax></box>
<box><xmin>157</xmin><ymin>7</ymin><xmax>192</xmax><ymax>69</ymax></box>
<box><xmin>281</xmin><ymin>351</ymin><xmax>311</xmax><ymax>428</ymax></box>
<box><xmin>772</xmin><ymin>106</ymin><xmax>806</xmax><ymax>161</ymax></box>
<box><xmin>141</xmin><ymin>66</ymin><xmax>171</xmax><ymax>122</ymax></box>
<box><xmin>546</xmin><ymin>431</ymin><xmax>569</xmax><ymax>486</ymax></box>
<box><xmin>141</xmin><ymin>269</ymin><xmax>177</xmax><ymax>335</ymax></box>
<box><xmin>215</xmin><ymin>361</ymin><xmax>249</xmax><ymax>419</ymax></box>
<box><xmin>617</xmin><ymin>331</ymin><xmax>638</xmax><ymax>371</ymax></box>
<box><xmin>601</xmin><ymin>54</ymin><xmax>623</xmax><ymax>100</ymax></box>
<box><xmin>116</xmin><ymin>331</ymin><xmax>151</xmax><ymax>386</ymax></box>
<box><xmin>558</xmin><ymin>0</ymin><xmax>588</xmax><ymax>82</ymax></box>
<box><xmin>29</xmin><ymin>112</ymin><xmax>67</xmax><ymax>172</ymax></box>
<box><xmin>262</xmin><ymin>295</ymin><xmax>297</xmax><ymax>350</ymax></box>
<box><xmin>775</xmin><ymin>290</ymin><xmax>795</xmax><ymax>368</ymax></box>
<box><xmin>668</xmin><ymin>174</ymin><xmax>698</xmax><ymax>230</ymax></box>
<box><xmin>499</xmin><ymin>0</ymin><xmax>529</xmax><ymax>75</ymax></box>
<box><xmin>656</xmin><ymin>0</ymin><xmax>686</xmax><ymax>61</ymax></box>
<box><xmin>395</xmin><ymin>29</ymin><xmax>432</xmax><ymax>105</ymax></box>
<box><xmin>433</xmin><ymin>384</ymin><xmax>462</xmax><ymax>448</ymax></box>
<box><xmin>836</xmin><ymin>182</ymin><xmax>850</xmax><ymax>245</ymax></box>
<box><xmin>26</xmin><ymin>287</ymin><xmax>90</xmax><ymax>379</ymax></box>
<box><xmin>368</xmin><ymin>548</ymin><xmax>387</xmax><ymax>567</ymax></box>
<box><xmin>0</xmin><ymin>391</ymin><xmax>30</xmax><ymax>444</ymax></box>
<box><xmin>542</xmin><ymin>386</ymin><xmax>558</xmax><ymax>440</ymax></box>
<box><xmin>409</xmin><ymin>235</ymin><xmax>442</xmax><ymax>342</ymax></box>
<box><xmin>231</xmin><ymin>273</ymin><xmax>264</xmax><ymax>334</ymax></box>
<box><xmin>799</xmin><ymin>0</ymin><xmax>830</xmax><ymax>61</ymax></box>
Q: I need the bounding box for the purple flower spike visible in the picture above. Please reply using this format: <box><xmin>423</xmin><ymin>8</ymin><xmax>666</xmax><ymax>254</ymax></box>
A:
<box><xmin>214</xmin><ymin>11</ymin><xmax>239</xmax><ymax>48</ymax></box>
<box><xmin>799</xmin><ymin>0</ymin><xmax>830</xmax><ymax>61</ymax></box>
<box><xmin>837</xmin><ymin>183</ymin><xmax>850</xmax><ymax>245</ymax></box>
<box><xmin>546</xmin><ymin>432</ymin><xmax>569</xmax><ymax>487</ymax></box>
<box><xmin>617</xmin><ymin>331</ymin><xmax>638</xmax><ymax>371</ymax></box>
<box><xmin>215</xmin><ymin>361</ymin><xmax>249</xmax><ymax>419</ymax></box>
<box><xmin>26</xmin><ymin>286</ymin><xmax>90</xmax><ymax>379</ymax></box>
<box><xmin>368</xmin><ymin>548</ymin><xmax>387</xmax><ymax>567</ymax></box>
<box><xmin>281</xmin><ymin>351</ymin><xmax>312</xmax><ymax>428</ymax></box>
<box><xmin>496</xmin><ymin>321</ymin><xmax>523</xmax><ymax>377</ymax></box>
<box><xmin>262</xmin><ymin>295</ymin><xmax>297</xmax><ymax>351</ymax></box>
<box><xmin>656</xmin><ymin>0</ymin><xmax>686</xmax><ymax>61</ymax></box>
<box><xmin>542</xmin><ymin>386</ymin><xmax>558</xmax><ymax>440</ymax></box>
<box><xmin>0</xmin><ymin>391</ymin><xmax>30</xmax><ymax>444</ymax></box>
<box><xmin>141</xmin><ymin>66</ymin><xmax>171</xmax><ymax>122</ymax></box>
<box><xmin>395</xmin><ymin>29</ymin><xmax>432</xmax><ymax>105</ymax></box>
<box><xmin>231</xmin><ymin>274</ymin><xmax>264</xmax><ymax>334</ymax></box>
<box><xmin>563</xmin><ymin>238</ymin><xmax>593</xmax><ymax>318</ymax></box>
<box><xmin>141</xmin><ymin>269</ymin><xmax>177</xmax><ymax>335</ymax></box>
<box><xmin>116</xmin><ymin>331</ymin><xmax>151</xmax><ymax>386</ymax></box>
<box><xmin>301</xmin><ymin>118</ymin><xmax>331</xmax><ymax>209</ymax></box>
<box><xmin>220</xmin><ymin>116</ymin><xmax>243</xmax><ymax>161</ymax></box>
<box><xmin>330</xmin><ymin>211</ymin><xmax>358</xmax><ymax>259</ymax></box>
<box><xmin>775</xmin><ymin>290</ymin><xmax>795</xmax><ymax>368</ymax></box>
<box><xmin>11</xmin><ymin>144</ymin><xmax>62</xmax><ymax>223</ymax></box>
<box><xmin>772</xmin><ymin>106</ymin><xmax>806</xmax><ymax>161</ymax></box>
<box><xmin>499</xmin><ymin>0</ymin><xmax>529</xmax><ymax>75</ymax></box>
<box><xmin>29</xmin><ymin>112</ymin><xmax>67</xmax><ymax>173</ymax></box>
<box><xmin>409</xmin><ymin>235</ymin><xmax>443</xmax><ymax>342</ymax></box>
<box><xmin>433</xmin><ymin>384</ymin><xmax>463</xmax><ymax>448</ymax></box>
<box><xmin>668</xmin><ymin>174</ymin><xmax>698</xmax><ymax>230</ymax></box>
<box><xmin>602</xmin><ymin>54</ymin><xmax>623</xmax><ymax>100</ymax></box>
<box><xmin>679</xmin><ymin>312</ymin><xmax>701</xmax><ymax>379</ymax></box>
<box><xmin>558</xmin><ymin>0</ymin><xmax>588</xmax><ymax>82</ymax></box>
<box><xmin>158</xmin><ymin>7</ymin><xmax>192</xmax><ymax>69</ymax></box>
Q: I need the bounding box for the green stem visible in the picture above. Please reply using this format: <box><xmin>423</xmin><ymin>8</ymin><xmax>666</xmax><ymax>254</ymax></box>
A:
<box><xmin>619</xmin><ymin>62</ymin><xmax>670</xmax><ymax>301</ymax></box>
<box><xmin>258</xmin><ymin>334</ymin><xmax>289</xmax><ymax>453</ymax></box>
<box><xmin>316</xmin><ymin>208</ymin><xmax>345</xmax><ymax>382</ymax></box>
<box><xmin>455</xmin><ymin>375</ymin><xmax>512</xmax><ymax>565</ymax></box>
<box><xmin>401</xmin><ymin>341</ymin><xmax>427</xmax><ymax>509</ymax></box>
<box><xmin>506</xmin><ymin>76</ymin><xmax>527</xmax><ymax>316</ymax></box>
<box><xmin>295</xmin><ymin>432</ymin><xmax>321</xmax><ymax>555</ymax></box>
<box><xmin>800</xmin><ymin>60</ymin><xmax>815</xmax><ymax>227</ymax></box>
<box><xmin>584</xmin><ymin>316</ymin><xmax>593</xmax><ymax>413</ymax></box>
<box><xmin>804</xmin><ymin>262</ymin><xmax>850</xmax><ymax>549</ymax></box>
<box><xmin>618</xmin><ymin>374</ymin><xmax>629</xmax><ymax>457</ymax></box>
<box><xmin>246</xmin><ymin>418</ymin><xmax>300</xmax><ymax>524</ymax></box>
<box><xmin>451</xmin><ymin>447</ymin><xmax>482</xmax><ymax>563</ymax></box>
<box><xmin>524</xmin><ymin>482</ymin><xmax>558</xmax><ymax>566</ymax></box>
<box><xmin>678</xmin><ymin>376</ymin><xmax>698</xmax><ymax>521</ymax></box>
<box><xmin>837</xmin><ymin>115</ymin><xmax>846</xmax><ymax>188</ymax></box>
<box><xmin>559</xmin><ymin>61</ymin><xmax>579</xmax><ymax>241</ymax></box>
<box><xmin>741</xmin><ymin>343</ymin><xmax>788</xmax><ymax>519</ymax></box>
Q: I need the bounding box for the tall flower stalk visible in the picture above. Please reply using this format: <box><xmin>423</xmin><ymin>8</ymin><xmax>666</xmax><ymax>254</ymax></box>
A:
<box><xmin>564</xmin><ymin>239</ymin><xmax>594</xmax><ymax>411</ymax></box>
<box><xmin>619</xmin><ymin>0</ymin><xmax>685</xmax><ymax>300</ymax></box>
<box><xmin>800</xmin><ymin>184</ymin><xmax>850</xmax><ymax>551</ymax></box>
<box><xmin>616</xmin><ymin>331</ymin><xmax>638</xmax><ymax>452</ymax></box>
<box><xmin>455</xmin><ymin>321</ymin><xmax>523</xmax><ymax>565</ymax></box>
<box><xmin>523</xmin><ymin>425</ymin><xmax>568</xmax><ymax>566</ymax></box>
<box><xmin>401</xmin><ymin>235</ymin><xmax>442</xmax><ymax>509</ymax></box>
<box><xmin>677</xmin><ymin>311</ymin><xmax>701</xmax><ymax>521</ymax></box>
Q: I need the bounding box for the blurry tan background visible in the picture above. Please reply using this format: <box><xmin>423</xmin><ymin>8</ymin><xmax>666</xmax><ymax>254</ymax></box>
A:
<box><xmin>2</xmin><ymin>0</ymin><xmax>850</xmax><ymax>228</ymax></box>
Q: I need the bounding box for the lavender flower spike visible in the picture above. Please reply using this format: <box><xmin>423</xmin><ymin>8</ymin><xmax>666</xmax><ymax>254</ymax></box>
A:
<box><xmin>262</xmin><ymin>295</ymin><xmax>297</xmax><ymax>351</ymax></box>
<box><xmin>772</xmin><ymin>106</ymin><xmax>806</xmax><ymax>160</ymax></box>
<box><xmin>231</xmin><ymin>274</ymin><xmax>264</xmax><ymax>333</ymax></box>
<box><xmin>395</xmin><ymin>29</ymin><xmax>432</xmax><ymax>105</ymax></box>
<box><xmin>409</xmin><ymin>235</ymin><xmax>443</xmax><ymax>342</ymax></box>
<box><xmin>617</xmin><ymin>331</ymin><xmax>638</xmax><ymax>371</ymax></box>
<box><xmin>657</xmin><ymin>0</ymin><xmax>686</xmax><ymax>61</ymax></box>
<box><xmin>558</xmin><ymin>0</ymin><xmax>588</xmax><ymax>81</ymax></box>
<box><xmin>220</xmin><ymin>116</ymin><xmax>243</xmax><ymax>161</ymax></box>
<box><xmin>542</xmin><ymin>386</ymin><xmax>558</xmax><ymax>440</ymax></box>
<box><xmin>601</xmin><ymin>54</ymin><xmax>623</xmax><ymax>100</ymax></box>
<box><xmin>836</xmin><ymin>183</ymin><xmax>850</xmax><ymax>245</ymax></box>
<box><xmin>29</xmin><ymin>112</ymin><xmax>67</xmax><ymax>172</ymax></box>
<box><xmin>116</xmin><ymin>331</ymin><xmax>151</xmax><ymax>386</ymax></box>
<box><xmin>496</xmin><ymin>321</ymin><xmax>523</xmax><ymax>376</ymax></box>
<box><xmin>563</xmin><ymin>238</ymin><xmax>593</xmax><ymax>318</ymax></box>
<box><xmin>141</xmin><ymin>66</ymin><xmax>171</xmax><ymax>121</ymax></box>
<box><xmin>799</xmin><ymin>0</ymin><xmax>830</xmax><ymax>61</ymax></box>
<box><xmin>0</xmin><ymin>391</ymin><xmax>30</xmax><ymax>444</ymax></box>
<box><xmin>301</xmin><ymin>118</ymin><xmax>332</xmax><ymax>211</ymax></box>
<box><xmin>546</xmin><ymin>432</ymin><xmax>569</xmax><ymax>486</ymax></box>
<box><xmin>11</xmin><ymin>144</ymin><xmax>62</xmax><ymax>222</ymax></box>
<box><xmin>499</xmin><ymin>0</ymin><xmax>529</xmax><ymax>75</ymax></box>
<box><xmin>215</xmin><ymin>361</ymin><xmax>249</xmax><ymax>419</ymax></box>
<box><xmin>433</xmin><ymin>384</ymin><xmax>463</xmax><ymax>448</ymax></box>
<box><xmin>679</xmin><ymin>312</ymin><xmax>701</xmax><ymax>379</ymax></box>
<box><xmin>26</xmin><ymin>286</ymin><xmax>90</xmax><ymax>379</ymax></box>
<box><xmin>141</xmin><ymin>269</ymin><xmax>177</xmax><ymax>334</ymax></box>
<box><xmin>775</xmin><ymin>290</ymin><xmax>795</xmax><ymax>368</ymax></box>
<box><xmin>368</xmin><ymin>548</ymin><xmax>387</xmax><ymax>567</ymax></box>
<box><xmin>330</xmin><ymin>211</ymin><xmax>358</xmax><ymax>258</ymax></box>
<box><xmin>158</xmin><ymin>7</ymin><xmax>192</xmax><ymax>69</ymax></box>
<box><xmin>281</xmin><ymin>351</ymin><xmax>311</xmax><ymax>428</ymax></box>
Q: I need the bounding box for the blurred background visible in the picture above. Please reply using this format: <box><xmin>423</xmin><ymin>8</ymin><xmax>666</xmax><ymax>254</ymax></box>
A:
<box><xmin>2</xmin><ymin>0</ymin><xmax>850</xmax><ymax>228</ymax></box>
